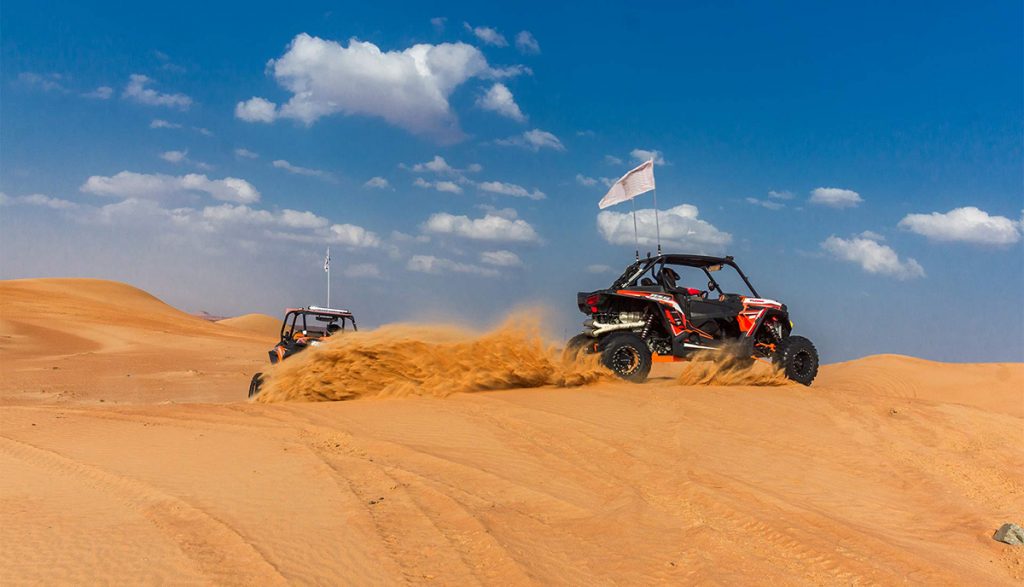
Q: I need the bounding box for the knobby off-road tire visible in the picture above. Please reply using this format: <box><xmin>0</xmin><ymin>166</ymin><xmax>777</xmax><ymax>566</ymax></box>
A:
<box><xmin>774</xmin><ymin>335</ymin><xmax>819</xmax><ymax>386</ymax></box>
<box><xmin>598</xmin><ymin>332</ymin><xmax>652</xmax><ymax>383</ymax></box>
<box><xmin>563</xmin><ymin>333</ymin><xmax>597</xmax><ymax>362</ymax></box>
<box><xmin>248</xmin><ymin>372</ymin><xmax>264</xmax><ymax>398</ymax></box>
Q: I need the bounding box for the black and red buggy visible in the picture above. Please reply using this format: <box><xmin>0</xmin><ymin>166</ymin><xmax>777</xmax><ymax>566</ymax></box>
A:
<box><xmin>247</xmin><ymin>306</ymin><xmax>357</xmax><ymax>397</ymax></box>
<box><xmin>569</xmin><ymin>254</ymin><xmax>819</xmax><ymax>385</ymax></box>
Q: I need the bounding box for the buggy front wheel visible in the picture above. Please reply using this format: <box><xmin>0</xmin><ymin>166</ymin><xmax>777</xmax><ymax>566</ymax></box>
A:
<box><xmin>773</xmin><ymin>336</ymin><xmax>819</xmax><ymax>386</ymax></box>
<box><xmin>248</xmin><ymin>372</ymin><xmax>264</xmax><ymax>398</ymax></box>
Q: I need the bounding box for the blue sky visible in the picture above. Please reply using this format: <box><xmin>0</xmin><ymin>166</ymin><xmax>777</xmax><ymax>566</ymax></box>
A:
<box><xmin>2</xmin><ymin>1</ymin><xmax>1022</xmax><ymax>362</ymax></box>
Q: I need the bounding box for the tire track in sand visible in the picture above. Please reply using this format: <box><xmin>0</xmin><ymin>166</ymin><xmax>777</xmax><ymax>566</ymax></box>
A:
<box><xmin>0</xmin><ymin>434</ymin><xmax>287</xmax><ymax>586</ymax></box>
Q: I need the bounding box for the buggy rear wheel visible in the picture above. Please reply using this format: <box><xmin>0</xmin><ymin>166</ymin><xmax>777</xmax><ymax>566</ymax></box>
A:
<box><xmin>599</xmin><ymin>332</ymin><xmax>652</xmax><ymax>383</ymax></box>
<box><xmin>563</xmin><ymin>333</ymin><xmax>596</xmax><ymax>362</ymax></box>
<box><xmin>248</xmin><ymin>372</ymin><xmax>264</xmax><ymax>398</ymax></box>
<box><xmin>773</xmin><ymin>336</ymin><xmax>818</xmax><ymax>386</ymax></box>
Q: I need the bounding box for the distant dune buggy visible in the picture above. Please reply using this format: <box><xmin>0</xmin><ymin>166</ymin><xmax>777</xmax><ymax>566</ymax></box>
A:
<box><xmin>570</xmin><ymin>254</ymin><xmax>819</xmax><ymax>385</ymax></box>
<box><xmin>247</xmin><ymin>306</ymin><xmax>357</xmax><ymax>398</ymax></box>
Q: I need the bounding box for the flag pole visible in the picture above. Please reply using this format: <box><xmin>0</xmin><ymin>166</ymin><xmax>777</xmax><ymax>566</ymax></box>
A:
<box><xmin>652</xmin><ymin>166</ymin><xmax>662</xmax><ymax>255</ymax></box>
<box><xmin>326</xmin><ymin>247</ymin><xmax>331</xmax><ymax>307</ymax></box>
<box><xmin>630</xmin><ymin>197</ymin><xmax>640</xmax><ymax>261</ymax></box>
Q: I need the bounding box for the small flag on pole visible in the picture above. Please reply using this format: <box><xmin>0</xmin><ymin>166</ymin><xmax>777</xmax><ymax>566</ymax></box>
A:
<box><xmin>598</xmin><ymin>159</ymin><xmax>656</xmax><ymax>209</ymax></box>
<box><xmin>323</xmin><ymin>247</ymin><xmax>330</xmax><ymax>272</ymax></box>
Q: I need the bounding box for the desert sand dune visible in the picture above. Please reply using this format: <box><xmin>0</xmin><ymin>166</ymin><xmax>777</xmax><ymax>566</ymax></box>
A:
<box><xmin>217</xmin><ymin>313</ymin><xmax>282</xmax><ymax>341</ymax></box>
<box><xmin>1</xmin><ymin>278</ymin><xmax>1022</xmax><ymax>584</ymax></box>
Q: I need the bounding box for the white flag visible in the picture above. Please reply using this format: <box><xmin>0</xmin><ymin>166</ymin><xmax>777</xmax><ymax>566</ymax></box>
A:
<box><xmin>598</xmin><ymin>159</ymin><xmax>656</xmax><ymax>209</ymax></box>
<box><xmin>323</xmin><ymin>248</ymin><xmax>330</xmax><ymax>272</ymax></box>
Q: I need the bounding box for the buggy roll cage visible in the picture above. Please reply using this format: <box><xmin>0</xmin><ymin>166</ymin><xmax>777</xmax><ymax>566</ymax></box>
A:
<box><xmin>610</xmin><ymin>254</ymin><xmax>761</xmax><ymax>298</ymax></box>
<box><xmin>280</xmin><ymin>306</ymin><xmax>358</xmax><ymax>339</ymax></box>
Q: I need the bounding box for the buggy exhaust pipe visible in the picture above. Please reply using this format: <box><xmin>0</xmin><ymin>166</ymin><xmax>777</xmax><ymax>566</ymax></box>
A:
<box><xmin>585</xmin><ymin>320</ymin><xmax>646</xmax><ymax>337</ymax></box>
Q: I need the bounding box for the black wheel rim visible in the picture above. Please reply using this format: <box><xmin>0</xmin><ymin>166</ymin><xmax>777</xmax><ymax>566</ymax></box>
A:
<box><xmin>611</xmin><ymin>347</ymin><xmax>640</xmax><ymax>375</ymax></box>
<box><xmin>791</xmin><ymin>350</ymin><xmax>812</xmax><ymax>377</ymax></box>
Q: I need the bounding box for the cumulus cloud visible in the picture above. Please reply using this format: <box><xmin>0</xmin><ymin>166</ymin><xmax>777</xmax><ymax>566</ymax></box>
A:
<box><xmin>344</xmin><ymin>263</ymin><xmax>382</xmax><ymax>278</ymax></box>
<box><xmin>858</xmin><ymin>230</ymin><xmax>885</xmax><ymax>241</ymax></box>
<box><xmin>495</xmin><ymin>128</ymin><xmax>565</xmax><ymax>151</ymax></box>
<box><xmin>810</xmin><ymin>187</ymin><xmax>863</xmax><ymax>208</ymax></box>
<box><xmin>235</xmin><ymin>33</ymin><xmax>526</xmax><ymax>141</ymax></box>
<box><xmin>477</xmin><ymin>181</ymin><xmax>545</xmax><ymax>200</ymax></box>
<box><xmin>408</xmin><ymin>255</ymin><xmax>499</xmax><ymax>277</ymax></box>
<box><xmin>235</xmin><ymin>97</ymin><xmax>278</xmax><ymax>123</ymax></box>
<box><xmin>477</xmin><ymin>83</ymin><xmax>525</xmax><ymax>121</ymax></box>
<box><xmin>123</xmin><ymin>74</ymin><xmax>191</xmax><ymax>109</ymax></box>
<box><xmin>822</xmin><ymin>236</ymin><xmax>924</xmax><ymax>279</ymax></box>
<box><xmin>464</xmin><ymin>23</ymin><xmax>508</xmax><ymax>47</ymax></box>
<box><xmin>480</xmin><ymin>250</ymin><xmax>522</xmax><ymax>267</ymax></box>
<box><xmin>234</xmin><ymin>148</ymin><xmax>259</xmax><ymax>159</ymax></box>
<box><xmin>272</xmin><ymin>159</ymin><xmax>334</xmax><ymax>181</ymax></box>
<box><xmin>409</xmin><ymin>155</ymin><xmax>459</xmax><ymax>175</ymax></box>
<box><xmin>515</xmin><ymin>31</ymin><xmax>541</xmax><ymax>54</ymax></box>
<box><xmin>768</xmin><ymin>190</ymin><xmax>795</xmax><ymax>200</ymax></box>
<box><xmin>363</xmin><ymin>176</ymin><xmax>391</xmax><ymax>189</ymax></box>
<box><xmin>746</xmin><ymin>197</ymin><xmax>784</xmax><ymax>210</ymax></box>
<box><xmin>1</xmin><ymin>192</ymin><xmax>79</xmax><ymax>210</ymax></box>
<box><xmin>604</xmin><ymin>155</ymin><xmax>623</xmax><ymax>165</ymax></box>
<box><xmin>83</xmin><ymin>86</ymin><xmax>113</xmax><ymax>99</ymax></box>
<box><xmin>413</xmin><ymin>177</ymin><xmax>463</xmax><ymax>194</ymax></box>
<box><xmin>150</xmin><ymin>119</ymin><xmax>182</xmax><ymax>129</ymax></box>
<box><xmin>597</xmin><ymin>204</ymin><xmax>731</xmax><ymax>252</ymax></box>
<box><xmin>16</xmin><ymin>72</ymin><xmax>67</xmax><ymax>93</ymax></box>
<box><xmin>81</xmin><ymin>171</ymin><xmax>260</xmax><ymax>204</ymax></box>
<box><xmin>423</xmin><ymin>210</ymin><xmax>540</xmax><ymax>242</ymax></box>
<box><xmin>631</xmin><ymin>148</ymin><xmax>666</xmax><ymax>165</ymax></box>
<box><xmin>586</xmin><ymin>264</ymin><xmax>613</xmax><ymax>274</ymax></box>
<box><xmin>898</xmin><ymin>206</ymin><xmax>1021</xmax><ymax>246</ymax></box>
<box><xmin>576</xmin><ymin>174</ymin><xmax>598</xmax><ymax>187</ymax></box>
<box><xmin>160</xmin><ymin>150</ymin><xmax>187</xmax><ymax>164</ymax></box>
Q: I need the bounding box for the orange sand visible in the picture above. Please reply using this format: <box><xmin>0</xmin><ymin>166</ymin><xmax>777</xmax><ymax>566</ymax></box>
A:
<box><xmin>1</xmin><ymin>278</ymin><xmax>1022</xmax><ymax>584</ymax></box>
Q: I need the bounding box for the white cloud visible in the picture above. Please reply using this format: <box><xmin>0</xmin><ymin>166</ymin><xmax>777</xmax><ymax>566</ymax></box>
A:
<box><xmin>410</xmin><ymin>155</ymin><xmax>458</xmax><ymax>175</ymax></box>
<box><xmin>413</xmin><ymin>177</ymin><xmax>463</xmax><ymax>194</ymax></box>
<box><xmin>279</xmin><ymin>209</ymin><xmax>329</xmax><ymax>229</ymax></box>
<box><xmin>83</xmin><ymin>86</ymin><xmax>113</xmax><ymax>99</ymax></box>
<box><xmin>480</xmin><ymin>250</ymin><xmax>522</xmax><ymax>266</ymax></box>
<box><xmin>430</xmin><ymin>17</ymin><xmax>447</xmax><ymax>31</ymax></box>
<box><xmin>515</xmin><ymin>31</ymin><xmax>541</xmax><ymax>55</ymax></box>
<box><xmin>150</xmin><ymin>119</ymin><xmax>182</xmax><ymax>129</ymax></box>
<box><xmin>586</xmin><ymin>264</ymin><xmax>613</xmax><ymax>274</ymax></box>
<box><xmin>424</xmin><ymin>210</ymin><xmax>540</xmax><ymax>242</ymax></box>
<box><xmin>898</xmin><ymin>206</ymin><xmax>1021</xmax><ymax>246</ymax></box>
<box><xmin>576</xmin><ymin>174</ymin><xmax>598</xmax><ymax>187</ymax></box>
<box><xmin>344</xmin><ymin>263</ymin><xmax>382</xmax><ymax>278</ymax></box>
<box><xmin>477</xmin><ymin>181</ymin><xmax>545</xmax><ymax>200</ymax></box>
<box><xmin>810</xmin><ymin>187</ymin><xmax>863</xmax><ymax>208</ymax></box>
<box><xmin>364</xmin><ymin>176</ymin><xmax>391</xmax><ymax>189</ymax></box>
<box><xmin>464</xmin><ymin>23</ymin><xmax>508</xmax><ymax>47</ymax></box>
<box><xmin>237</xmin><ymin>33</ymin><xmax>525</xmax><ymax>141</ymax></box>
<box><xmin>597</xmin><ymin>204</ymin><xmax>731</xmax><ymax>252</ymax></box>
<box><xmin>745</xmin><ymin>197</ymin><xmax>784</xmax><ymax>210</ymax></box>
<box><xmin>234</xmin><ymin>148</ymin><xmax>259</xmax><ymax>159</ymax></box>
<box><xmin>81</xmin><ymin>171</ymin><xmax>260</xmax><ymax>204</ymax></box>
<box><xmin>1</xmin><ymin>193</ymin><xmax>79</xmax><ymax>210</ymax></box>
<box><xmin>604</xmin><ymin>155</ymin><xmax>623</xmax><ymax>165</ymax></box>
<box><xmin>123</xmin><ymin>74</ymin><xmax>191</xmax><ymax>109</ymax></box>
<box><xmin>858</xmin><ymin>230</ymin><xmax>885</xmax><ymax>241</ymax></box>
<box><xmin>822</xmin><ymin>236</ymin><xmax>924</xmax><ymax>279</ymax></box>
<box><xmin>328</xmin><ymin>224</ymin><xmax>381</xmax><ymax>247</ymax></box>
<box><xmin>235</xmin><ymin>97</ymin><xmax>278</xmax><ymax>123</ymax></box>
<box><xmin>272</xmin><ymin>159</ymin><xmax>334</xmax><ymax>181</ymax></box>
<box><xmin>495</xmin><ymin>128</ymin><xmax>565</xmax><ymax>151</ymax></box>
<box><xmin>768</xmin><ymin>190</ymin><xmax>795</xmax><ymax>200</ymax></box>
<box><xmin>16</xmin><ymin>72</ymin><xmax>67</xmax><ymax>93</ymax></box>
<box><xmin>477</xmin><ymin>83</ymin><xmax>525</xmax><ymax>122</ymax></box>
<box><xmin>194</xmin><ymin>127</ymin><xmax>214</xmax><ymax>137</ymax></box>
<box><xmin>631</xmin><ymin>148</ymin><xmax>666</xmax><ymax>165</ymax></box>
<box><xmin>160</xmin><ymin>150</ymin><xmax>188</xmax><ymax>163</ymax></box>
<box><xmin>408</xmin><ymin>254</ymin><xmax>500</xmax><ymax>277</ymax></box>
